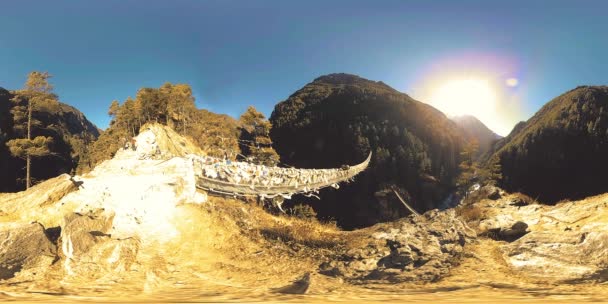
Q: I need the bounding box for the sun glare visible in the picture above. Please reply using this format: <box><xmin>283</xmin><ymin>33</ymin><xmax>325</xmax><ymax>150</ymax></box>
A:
<box><xmin>429</xmin><ymin>79</ymin><xmax>497</xmax><ymax>118</ymax></box>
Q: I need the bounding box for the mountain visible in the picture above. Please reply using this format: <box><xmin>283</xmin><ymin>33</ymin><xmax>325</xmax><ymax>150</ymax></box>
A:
<box><xmin>487</xmin><ymin>85</ymin><xmax>608</xmax><ymax>203</ymax></box>
<box><xmin>269</xmin><ymin>73</ymin><xmax>467</xmax><ymax>228</ymax></box>
<box><xmin>451</xmin><ymin>115</ymin><xmax>501</xmax><ymax>158</ymax></box>
<box><xmin>0</xmin><ymin>87</ymin><xmax>100</xmax><ymax>192</ymax></box>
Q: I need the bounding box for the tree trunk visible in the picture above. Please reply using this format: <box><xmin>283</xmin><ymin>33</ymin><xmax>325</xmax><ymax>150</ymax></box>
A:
<box><xmin>126</xmin><ymin>121</ymin><xmax>131</xmax><ymax>137</ymax></box>
<box><xmin>26</xmin><ymin>155</ymin><xmax>31</xmax><ymax>189</ymax></box>
<box><xmin>26</xmin><ymin>99</ymin><xmax>32</xmax><ymax>189</ymax></box>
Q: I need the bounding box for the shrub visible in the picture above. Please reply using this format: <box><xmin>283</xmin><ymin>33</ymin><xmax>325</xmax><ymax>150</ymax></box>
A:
<box><xmin>288</xmin><ymin>203</ymin><xmax>318</xmax><ymax>220</ymax></box>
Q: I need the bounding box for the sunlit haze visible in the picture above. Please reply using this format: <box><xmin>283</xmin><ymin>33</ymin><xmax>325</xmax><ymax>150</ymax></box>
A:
<box><xmin>411</xmin><ymin>50</ymin><xmax>527</xmax><ymax>136</ymax></box>
<box><xmin>429</xmin><ymin>79</ymin><xmax>498</xmax><ymax>131</ymax></box>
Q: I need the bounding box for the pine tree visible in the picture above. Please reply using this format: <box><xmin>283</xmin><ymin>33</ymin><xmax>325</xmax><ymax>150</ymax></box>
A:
<box><xmin>6</xmin><ymin>71</ymin><xmax>56</xmax><ymax>189</ymax></box>
<box><xmin>480</xmin><ymin>156</ymin><xmax>503</xmax><ymax>186</ymax></box>
<box><xmin>161</xmin><ymin>83</ymin><xmax>196</xmax><ymax>133</ymax></box>
<box><xmin>137</xmin><ymin>88</ymin><xmax>165</xmax><ymax>124</ymax></box>
<box><xmin>239</xmin><ymin>106</ymin><xmax>279</xmax><ymax>166</ymax></box>
<box><xmin>121</xmin><ymin>97</ymin><xmax>137</xmax><ymax>137</ymax></box>
<box><xmin>108</xmin><ymin>100</ymin><xmax>120</xmax><ymax>118</ymax></box>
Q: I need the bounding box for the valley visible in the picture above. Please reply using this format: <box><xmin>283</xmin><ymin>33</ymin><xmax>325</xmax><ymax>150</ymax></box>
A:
<box><xmin>1</xmin><ymin>73</ymin><xmax>608</xmax><ymax>303</ymax></box>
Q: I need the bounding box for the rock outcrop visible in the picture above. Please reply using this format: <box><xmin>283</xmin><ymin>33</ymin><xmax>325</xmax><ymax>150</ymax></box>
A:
<box><xmin>500</xmin><ymin>195</ymin><xmax>608</xmax><ymax>283</ymax></box>
<box><xmin>0</xmin><ymin>174</ymin><xmax>78</xmax><ymax>221</ymax></box>
<box><xmin>464</xmin><ymin>187</ymin><xmax>608</xmax><ymax>283</ymax></box>
<box><xmin>0</xmin><ymin>222</ymin><xmax>56</xmax><ymax>280</ymax></box>
<box><xmin>503</xmin><ymin>230</ymin><xmax>608</xmax><ymax>282</ymax></box>
<box><xmin>62</xmin><ymin>209</ymin><xmax>139</xmax><ymax>279</ymax></box>
<box><xmin>320</xmin><ymin>210</ymin><xmax>475</xmax><ymax>282</ymax></box>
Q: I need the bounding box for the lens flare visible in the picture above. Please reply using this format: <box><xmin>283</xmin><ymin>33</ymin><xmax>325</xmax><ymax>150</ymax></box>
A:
<box><xmin>429</xmin><ymin>78</ymin><xmax>497</xmax><ymax>117</ymax></box>
<box><xmin>506</xmin><ymin>78</ymin><xmax>519</xmax><ymax>87</ymax></box>
<box><xmin>411</xmin><ymin>50</ymin><xmax>527</xmax><ymax>136</ymax></box>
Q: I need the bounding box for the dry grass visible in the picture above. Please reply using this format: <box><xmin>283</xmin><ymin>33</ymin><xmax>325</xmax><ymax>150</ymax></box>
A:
<box><xmin>455</xmin><ymin>203</ymin><xmax>486</xmax><ymax>223</ymax></box>
<box><xmin>287</xmin><ymin>203</ymin><xmax>317</xmax><ymax>220</ymax></box>
<box><xmin>260</xmin><ymin>218</ymin><xmax>343</xmax><ymax>249</ymax></box>
<box><xmin>163</xmin><ymin>194</ymin><xmax>350</xmax><ymax>294</ymax></box>
<box><xmin>199</xmin><ymin>195</ymin><xmax>344</xmax><ymax>250</ymax></box>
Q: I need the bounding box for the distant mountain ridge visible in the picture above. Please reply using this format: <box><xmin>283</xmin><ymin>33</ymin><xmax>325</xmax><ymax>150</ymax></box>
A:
<box><xmin>451</xmin><ymin>115</ymin><xmax>501</xmax><ymax>158</ymax></box>
<box><xmin>487</xmin><ymin>85</ymin><xmax>608</xmax><ymax>203</ymax></box>
<box><xmin>270</xmin><ymin>73</ymin><xmax>467</xmax><ymax>228</ymax></box>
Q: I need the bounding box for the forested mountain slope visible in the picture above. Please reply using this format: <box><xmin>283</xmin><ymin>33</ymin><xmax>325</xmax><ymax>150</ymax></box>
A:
<box><xmin>451</xmin><ymin>115</ymin><xmax>501</xmax><ymax>158</ymax></box>
<box><xmin>487</xmin><ymin>86</ymin><xmax>608</xmax><ymax>203</ymax></box>
<box><xmin>270</xmin><ymin>73</ymin><xmax>467</xmax><ymax>228</ymax></box>
<box><xmin>0</xmin><ymin>86</ymin><xmax>99</xmax><ymax>192</ymax></box>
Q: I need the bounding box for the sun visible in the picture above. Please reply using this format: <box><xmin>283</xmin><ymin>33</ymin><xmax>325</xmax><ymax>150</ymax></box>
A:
<box><xmin>429</xmin><ymin>79</ymin><xmax>497</xmax><ymax>118</ymax></box>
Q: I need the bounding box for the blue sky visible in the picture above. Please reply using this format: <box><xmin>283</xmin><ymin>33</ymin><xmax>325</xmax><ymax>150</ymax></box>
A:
<box><xmin>1</xmin><ymin>0</ymin><xmax>607</xmax><ymax>135</ymax></box>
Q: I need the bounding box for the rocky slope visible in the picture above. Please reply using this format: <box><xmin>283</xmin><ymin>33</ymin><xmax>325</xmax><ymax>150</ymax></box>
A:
<box><xmin>270</xmin><ymin>73</ymin><xmax>467</xmax><ymax>228</ymax></box>
<box><xmin>459</xmin><ymin>185</ymin><xmax>608</xmax><ymax>284</ymax></box>
<box><xmin>486</xmin><ymin>86</ymin><xmax>608</xmax><ymax>203</ymax></box>
<box><xmin>0</xmin><ymin>87</ymin><xmax>100</xmax><ymax>192</ymax></box>
<box><xmin>0</xmin><ymin>124</ymin><xmax>475</xmax><ymax>301</ymax></box>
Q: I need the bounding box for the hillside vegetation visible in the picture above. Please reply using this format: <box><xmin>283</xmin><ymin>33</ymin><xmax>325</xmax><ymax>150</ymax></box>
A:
<box><xmin>451</xmin><ymin>115</ymin><xmax>501</xmax><ymax>158</ymax></box>
<box><xmin>76</xmin><ymin>83</ymin><xmax>279</xmax><ymax>173</ymax></box>
<box><xmin>270</xmin><ymin>73</ymin><xmax>468</xmax><ymax>228</ymax></box>
<box><xmin>2</xmin><ymin>72</ymin><xmax>281</xmax><ymax>191</ymax></box>
<box><xmin>487</xmin><ymin>86</ymin><xmax>608</xmax><ymax>203</ymax></box>
<box><xmin>0</xmin><ymin>82</ymin><xmax>99</xmax><ymax>192</ymax></box>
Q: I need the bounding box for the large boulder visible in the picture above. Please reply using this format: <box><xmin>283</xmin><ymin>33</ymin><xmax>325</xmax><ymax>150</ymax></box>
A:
<box><xmin>464</xmin><ymin>185</ymin><xmax>503</xmax><ymax>205</ymax></box>
<box><xmin>319</xmin><ymin>210</ymin><xmax>475</xmax><ymax>282</ymax></box>
<box><xmin>501</xmin><ymin>231</ymin><xmax>608</xmax><ymax>282</ymax></box>
<box><xmin>62</xmin><ymin>209</ymin><xmax>139</xmax><ymax>278</ymax></box>
<box><xmin>0</xmin><ymin>222</ymin><xmax>57</xmax><ymax>280</ymax></box>
<box><xmin>62</xmin><ymin>209</ymin><xmax>115</xmax><ymax>256</ymax></box>
<box><xmin>479</xmin><ymin>215</ymin><xmax>529</xmax><ymax>242</ymax></box>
